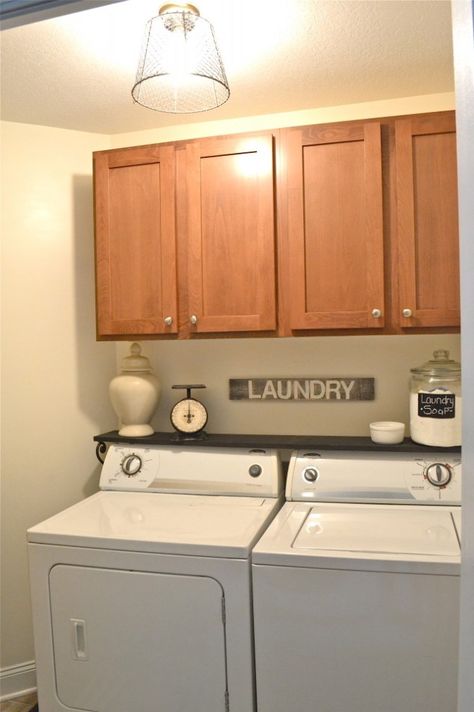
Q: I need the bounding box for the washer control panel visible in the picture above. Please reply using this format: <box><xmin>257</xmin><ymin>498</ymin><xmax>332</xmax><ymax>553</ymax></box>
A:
<box><xmin>287</xmin><ymin>451</ymin><xmax>461</xmax><ymax>504</ymax></box>
<box><xmin>408</xmin><ymin>459</ymin><xmax>460</xmax><ymax>502</ymax></box>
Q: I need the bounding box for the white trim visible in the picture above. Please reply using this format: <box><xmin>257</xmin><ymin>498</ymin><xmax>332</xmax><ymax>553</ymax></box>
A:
<box><xmin>0</xmin><ymin>660</ymin><xmax>37</xmax><ymax>701</ymax></box>
<box><xmin>452</xmin><ymin>1</ymin><xmax>474</xmax><ymax>711</ymax></box>
<box><xmin>0</xmin><ymin>0</ymin><xmax>125</xmax><ymax>30</ymax></box>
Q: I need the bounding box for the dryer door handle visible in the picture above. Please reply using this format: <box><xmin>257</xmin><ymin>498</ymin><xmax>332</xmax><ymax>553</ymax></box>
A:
<box><xmin>71</xmin><ymin>618</ymin><xmax>88</xmax><ymax>661</ymax></box>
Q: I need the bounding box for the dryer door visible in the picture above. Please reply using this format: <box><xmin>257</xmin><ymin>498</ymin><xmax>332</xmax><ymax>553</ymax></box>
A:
<box><xmin>49</xmin><ymin>565</ymin><xmax>227</xmax><ymax>712</ymax></box>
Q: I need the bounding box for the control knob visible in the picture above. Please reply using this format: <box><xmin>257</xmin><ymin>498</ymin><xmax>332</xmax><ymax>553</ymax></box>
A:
<box><xmin>249</xmin><ymin>464</ymin><xmax>262</xmax><ymax>478</ymax></box>
<box><xmin>425</xmin><ymin>463</ymin><xmax>452</xmax><ymax>487</ymax></box>
<box><xmin>303</xmin><ymin>467</ymin><xmax>319</xmax><ymax>483</ymax></box>
<box><xmin>121</xmin><ymin>453</ymin><xmax>143</xmax><ymax>477</ymax></box>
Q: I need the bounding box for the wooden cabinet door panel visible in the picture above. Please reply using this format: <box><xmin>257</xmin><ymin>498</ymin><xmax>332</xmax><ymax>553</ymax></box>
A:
<box><xmin>286</xmin><ymin>122</ymin><xmax>384</xmax><ymax>330</ymax></box>
<box><xmin>186</xmin><ymin>135</ymin><xmax>276</xmax><ymax>333</ymax></box>
<box><xmin>395</xmin><ymin>113</ymin><xmax>460</xmax><ymax>328</ymax></box>
<box><xmin>94</xmin><ymin>146</ymin><xmax>177</xmax><ymax>336</ymax></box>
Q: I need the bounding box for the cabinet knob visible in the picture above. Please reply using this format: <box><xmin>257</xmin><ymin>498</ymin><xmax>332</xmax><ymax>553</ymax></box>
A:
<box><xmin>164</xmin><ymin>316</ymin><xmax>173</xmax><ymax>326</ymax></box>
<box><xmin>402</xmin><ymin>308</ymin><xmax>413</xmax><ymax>318</ymax></box>
<box><xmin>371</xmin><ymin>308</ymin><xmax>382</xmax><ymax>318</ymax></box>
<box><xmin>190</xmin><ymin>315</ymin><xmax>198</xmax><ymax>325</ymax></box>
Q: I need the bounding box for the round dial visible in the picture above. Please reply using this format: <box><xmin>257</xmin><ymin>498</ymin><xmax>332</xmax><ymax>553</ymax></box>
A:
<box><xmin>121</xmin><ymin>453</ymin><xmax>142</xmax><ymax>477</ymax></box>
<box><xmin>425</xmin><ymin>463</ymin><xmax>453</xmax><ymax>487</ymax></box>
<box><xmin>170</xmin><ymin>398</ymin><xmax>208</xmax><ymax>434</ymax></box>
<box><xmin>303</xmin><ymin>467</ymin><xmax>319</xmax><ymax>482</ymax></box>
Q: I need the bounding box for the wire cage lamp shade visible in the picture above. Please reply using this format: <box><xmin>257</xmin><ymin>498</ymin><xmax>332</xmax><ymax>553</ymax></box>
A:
<box><xmin>131</xmin><ymin>3</ymin><xmax>230</xmax><ymax>114</ymax></box>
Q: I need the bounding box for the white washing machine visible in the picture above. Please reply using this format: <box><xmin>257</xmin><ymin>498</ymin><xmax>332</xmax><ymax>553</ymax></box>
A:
<box><xmin>252</xmin><ymin>450</ymin><xmax>461</xmax><ymax>712</ymax></box>
<box><xmin>28</xmin><ymin>445</ymin><xmax>282</xmax><ymax>712</ymax></box>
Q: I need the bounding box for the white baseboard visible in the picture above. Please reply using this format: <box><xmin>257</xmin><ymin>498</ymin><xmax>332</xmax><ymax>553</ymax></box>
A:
<box><xmin>0</xmin><ymin>660</ymin><xmax>37</xmax><ymax>701</ymax></box>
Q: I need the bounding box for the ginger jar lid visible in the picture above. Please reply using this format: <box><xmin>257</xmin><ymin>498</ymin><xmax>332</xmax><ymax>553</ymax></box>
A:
<box><xmin>120</xmin><ymin>343</ymin><xmax>152</xmax><ymax>373</ymax></box>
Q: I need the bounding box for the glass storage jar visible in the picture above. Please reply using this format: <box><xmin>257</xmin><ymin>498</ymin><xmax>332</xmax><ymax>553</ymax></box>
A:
<box><xmin>409</xmin><ymin>349</ymin><xmax>461</xmax><ymax>447</ymax></box>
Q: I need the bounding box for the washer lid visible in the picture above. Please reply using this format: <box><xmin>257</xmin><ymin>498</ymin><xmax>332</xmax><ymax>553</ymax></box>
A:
<box><xmin>27</xmin><ymin>491</ymin><xmax>281</xmax><ymax>558</ymax></box>
<box><xmin>293</xmin><ymin>506</ymin><xmax>460</xmax><ymax>557</ymax></box>
<box><xmin>452</xmin><ymin>508</ymin><xmax>462</xmax><ymax>538</ymax></box>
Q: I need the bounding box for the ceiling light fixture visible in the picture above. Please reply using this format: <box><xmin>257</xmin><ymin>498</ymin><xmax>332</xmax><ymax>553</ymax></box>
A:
<box><xmin>131</xmin><ymin>3</ymin><xmax>230</xmax><ymax>114</ymax></box>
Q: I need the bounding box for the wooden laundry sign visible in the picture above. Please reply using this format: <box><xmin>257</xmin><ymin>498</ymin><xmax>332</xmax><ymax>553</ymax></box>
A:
<box><xmin>229</xmin><ymin>378</ymin><xmax>375</xmax><ymax>401</ymax></box>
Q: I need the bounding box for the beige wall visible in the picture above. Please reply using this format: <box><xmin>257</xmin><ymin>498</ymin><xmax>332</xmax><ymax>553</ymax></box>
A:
<box><xmin>0</xmin><ymin>91</ymin><xmax>459</xmax><ymax>680</ymax></box>
<box><xmin>117</xmin><ymin>335</ymin><xmax>460</xmax><ymax>437</ymax></box>
<box><xmin>0</xmin><ymin>122</ymin><xmax>116</xmax><ymax>670</ymax></box>
<box><xmin>110</xmin><ymin>91</ymin><xmax>455</xmax><ymax>147</ymax></box>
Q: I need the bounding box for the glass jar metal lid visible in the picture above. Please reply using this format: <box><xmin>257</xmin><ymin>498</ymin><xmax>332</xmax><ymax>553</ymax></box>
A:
<box><xmin>410</xmin><ymin>349</ymin><xmax>461</xmax><ymax>376</ymax></box>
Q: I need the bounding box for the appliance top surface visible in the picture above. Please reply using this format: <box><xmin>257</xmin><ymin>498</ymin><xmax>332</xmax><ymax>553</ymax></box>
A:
<box><xmin>27</xmin><ymin>490</ymin><xmax>282</xmax><ymax>558</ymax></box>
<box><xmin>286</xmin><ymin>450</ymin><xmax>461</xmax><ymax>505</ymax></box>
<box><xmin>293</xmin><ymin>504</ymin><xmax>459</xmax><ymax>556</ymax></box>
<box><xmin>99</xmin><ymin>444</ymin><xmax>282</xmax><ymax>498</ymax></box>
<box><xmin>252</xmin><ymin>500</ymin><xmax>461</xmax><ymax>574</ymax></box>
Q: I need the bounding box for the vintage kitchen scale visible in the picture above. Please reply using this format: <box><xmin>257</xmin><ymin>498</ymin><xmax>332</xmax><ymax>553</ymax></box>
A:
<box><xmin>170</xmin><ymin>384</ymin><xmax>208</xmax><ymax>438</ymax></box>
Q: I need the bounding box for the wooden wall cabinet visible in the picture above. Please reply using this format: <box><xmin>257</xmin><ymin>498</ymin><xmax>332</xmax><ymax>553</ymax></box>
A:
<box><xmin>94</xmin><ymin>145</ymin><xmax>178</xmax><ymax>337</ymax></box>
<box><xmin>282</xmin><ymin>121</ymin><xmax>385</xmax><ymax>331</ymax></box>
<box><xmin>93</xmin><ymin>112</ymin><xmax>459</xmax><ymax>340</ymax></box>
<box><xmin>94</xmin><ymin>134</ymin><xmax>276</xmax><ymax>339</ymax></box>
<box><xmin>394</xmin><ymin>112</ymin><xmax>460</xmax><ymax>329</ymax></box>
<box><xmin>279</xmin><ymin>111</ymin><xmax>459</xmax><ymax>335</ymax></box>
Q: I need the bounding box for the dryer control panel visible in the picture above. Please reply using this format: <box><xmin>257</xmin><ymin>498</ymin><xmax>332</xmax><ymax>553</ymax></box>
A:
<box><xmin>287</xmin><ymin>451</ymin><xmax>461</xmax><ymax>504</ymax></box>
<box><xmin>100</xmin><ymin>446</ymin><xmax>159</xmax><ymax>489</ymax></box>
<box><xmin>100</xmin><ymin>445</ymin><xmax>283</xmax><ymax>497</ymax></box>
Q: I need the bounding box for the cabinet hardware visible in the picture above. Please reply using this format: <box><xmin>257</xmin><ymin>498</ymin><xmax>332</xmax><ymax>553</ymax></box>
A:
<box><xmin>371</xmin><ymin>308</ymin><xmax>382</xmax><ymax>318</ymax></box>
<box><xmin>190</xmin><ymin>315</ymin><xmax>198</xmax><ymax>325</ymax></box>
<box><xmin>402</xmin><ymin>308</ymin><xmax>413</xmax><ymax>318</ymax></box>
<box><xmin>164</xmin><ymin>316</ymin><xmax>173</xmax><ymax>326</ymax></box>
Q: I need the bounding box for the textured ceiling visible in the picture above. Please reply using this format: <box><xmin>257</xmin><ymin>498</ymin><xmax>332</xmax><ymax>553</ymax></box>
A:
<box><xmin>0</xmin><ymin>0</ymin><xmax>454</xmax><ymax>134</ymax></box>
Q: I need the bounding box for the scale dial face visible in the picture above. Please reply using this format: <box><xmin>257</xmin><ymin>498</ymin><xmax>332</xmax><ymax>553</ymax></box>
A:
<box><xmin>170</xmin><ymin>397</ymin><xmax>208</xmax><ymax>434</ymax></box>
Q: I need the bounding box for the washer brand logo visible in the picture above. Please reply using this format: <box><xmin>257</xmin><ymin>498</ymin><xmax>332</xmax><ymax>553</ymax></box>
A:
<box><xmin>229</xmin><ymin>378</ymin><xmax>375</xmax><ymax>401</ymax></box>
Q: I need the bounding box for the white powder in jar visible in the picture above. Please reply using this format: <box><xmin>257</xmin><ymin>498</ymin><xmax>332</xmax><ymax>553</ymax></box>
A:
<box><xmin>410</xmin><ymin>390</ymin><xmax>462</xmax><ymax>446</ymax></box>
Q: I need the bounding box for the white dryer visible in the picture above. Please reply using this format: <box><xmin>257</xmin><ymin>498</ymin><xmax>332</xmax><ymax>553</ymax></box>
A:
<box><xmin>28</xmin><ymin>445</ymin><xmax>282</xmax><ymax>712</ymax></box>
<box><xmin>252</xmin><ymin>450</ymin><xmax>461</xmax><ymax>712</ymax></box>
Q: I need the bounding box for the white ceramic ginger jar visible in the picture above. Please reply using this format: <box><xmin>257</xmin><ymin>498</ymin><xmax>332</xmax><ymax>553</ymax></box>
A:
<box><xmin>109</xmin><ymin>343</ymin><xmax>160</xmax><ymax>437</ymax></box>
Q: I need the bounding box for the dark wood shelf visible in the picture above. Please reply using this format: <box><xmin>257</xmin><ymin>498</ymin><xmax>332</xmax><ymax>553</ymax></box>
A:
<box><xmin>94</xmin><ymin>431</ymin><xmax>461</xmax><ymax>454</ymax></box>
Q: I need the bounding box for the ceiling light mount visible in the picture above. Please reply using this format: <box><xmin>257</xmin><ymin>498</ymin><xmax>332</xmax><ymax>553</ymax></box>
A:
<box><xmin>159</xmin><ymin>2</ymin><xmax>200</xmax><ymax>12</ymax></box>
<box><xmin>131</xmin><ymin>2</ymin><xmax>230</xmax><ymax>114</ymax></box>
<box><xmin>159</xmin><ymin>4</ymin><xmax>199</xmax><ymax>33</ymax></box>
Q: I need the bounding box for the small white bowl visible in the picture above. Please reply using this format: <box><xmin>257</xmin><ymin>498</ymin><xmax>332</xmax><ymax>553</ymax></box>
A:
<box><xmin>369</xmin><ymin>421</ymin><xmax>405</xmax><ymax>444</ymax></box>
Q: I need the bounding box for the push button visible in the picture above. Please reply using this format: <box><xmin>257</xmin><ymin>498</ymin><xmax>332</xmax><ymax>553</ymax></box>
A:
<box><xmin>249</xmin><ymin>464</ymin><xmax>262</xmax><ymax>478</ymax></box>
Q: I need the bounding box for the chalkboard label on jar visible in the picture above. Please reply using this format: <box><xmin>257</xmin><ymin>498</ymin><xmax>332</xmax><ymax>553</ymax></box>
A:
<box><xmin>418</xmin><ymin>393</ymin><xmax>456</xmax><ymax>419</ymax></box>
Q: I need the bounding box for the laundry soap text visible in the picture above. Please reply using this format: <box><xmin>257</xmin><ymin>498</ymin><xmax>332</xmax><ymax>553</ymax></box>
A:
<box><xmin>229</xmin><ymin>378</ymin><xmax>375</xmax><ymax>401</ymax></box>
<box><xmin>418</xmin><ymin>392</ymin><xmax>456</xmax><ymax>418</ymax></box>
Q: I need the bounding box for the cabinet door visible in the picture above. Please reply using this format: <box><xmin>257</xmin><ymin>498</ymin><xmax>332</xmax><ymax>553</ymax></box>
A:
<box><xmin>94</xmin><ymin>146</ymin><xmax>178</xmax><ymax>337</ymax></box>
<box><xmin>395</xmin><ymin>113</ymin><xmax>460</xmax><ymax>328</ymax></box>
<box><xmin>185</xmin><ymin>135</ymin><xmax>276</xmax><ymax>333</ymax></box>
<box><xmin>285</xmin><ymin>122</ymin><xmax>384</xmax><ymax>330</ymax></box>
